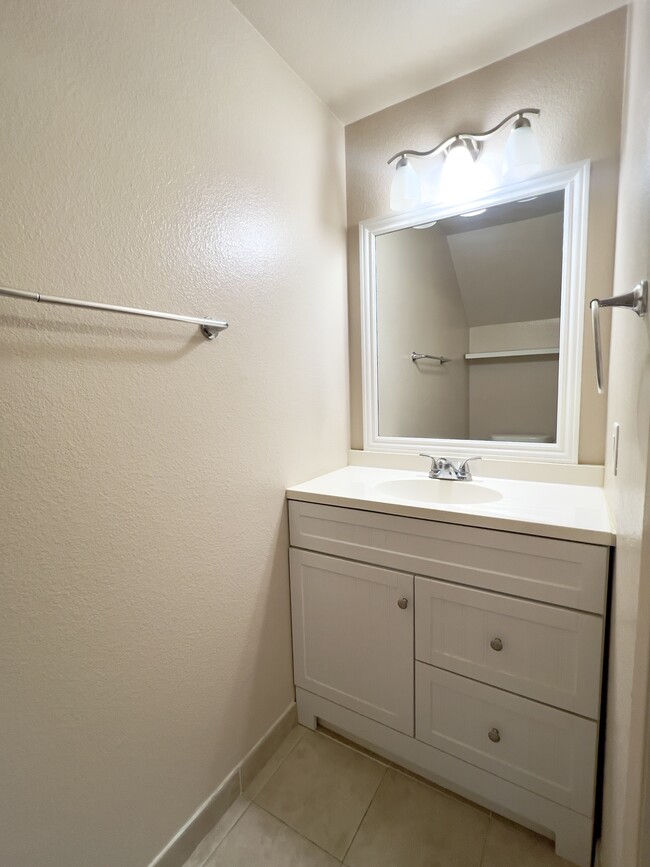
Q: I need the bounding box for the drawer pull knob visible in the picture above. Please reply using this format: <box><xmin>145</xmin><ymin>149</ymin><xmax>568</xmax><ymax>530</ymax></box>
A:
<box><xmin>490</xmin><ymin>637</ymin><xmax>503</xmax><ymax>652</ymax></box>
<box><xmin>488</xmin><ymin>728</ymin><xmax>501</xmax><ymax>743</ymax></box>
<box><xmin>397</xmin><ymin>597</ymin><xmax>408</xmax><ymax>609</ymax></box>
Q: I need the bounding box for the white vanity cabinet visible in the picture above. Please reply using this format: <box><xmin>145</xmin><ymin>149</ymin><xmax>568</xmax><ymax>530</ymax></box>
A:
<box><xmin>288</xmin><ymin>498</ymin><xmax>611</xmax><ymax>867</ymax></box>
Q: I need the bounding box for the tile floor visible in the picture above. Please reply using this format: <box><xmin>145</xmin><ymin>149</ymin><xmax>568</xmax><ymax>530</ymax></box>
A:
<box><xmin>183</xmin><ymin>725</ymin><xmax>576</xmax><ymax>867</ymax></box>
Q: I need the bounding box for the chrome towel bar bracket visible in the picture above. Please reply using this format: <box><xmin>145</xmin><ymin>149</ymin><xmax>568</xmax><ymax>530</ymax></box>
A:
<box><xmin>411</xmin><ymin>351</ymin><xmax>451</xmax><ymax>365</ymax></box>
<box><xmin>590</xmin><ymin>279</ymin><xmax>647</xmax><ymax>393</ymax></box>
<box><xmin>0</xmin><ymin>286</ymin><xmax>228</xmax><ymax>340</ymax></box>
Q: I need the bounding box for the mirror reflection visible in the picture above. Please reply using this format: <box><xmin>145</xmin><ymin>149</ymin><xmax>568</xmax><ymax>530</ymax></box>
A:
<box><xmin>376</xmin><ymin>191</ymin><xmax>564</xmax><ymax>443</ymax></box>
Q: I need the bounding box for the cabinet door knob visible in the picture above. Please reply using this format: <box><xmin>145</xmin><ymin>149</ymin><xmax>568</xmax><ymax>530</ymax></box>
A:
<box><xmin>488</xmin><ymin>728</ymin><xmax>501</xmax><ymax>743</ymax></box>
<box><xmin>490</xmin><ymin>637</ymin><xmax>503</xmax><ymax>652</ymax></box>
<box><xmin>397</xmin><ymin>597</ymin><xmax>408</xmax><ymax>609</ymax></box>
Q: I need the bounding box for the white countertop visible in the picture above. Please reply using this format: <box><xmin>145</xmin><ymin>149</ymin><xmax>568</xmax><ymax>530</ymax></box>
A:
<box><xmin>287</xmin><ymin>466</ymin><xmax>615</xmax><ymax>545</ymax></box>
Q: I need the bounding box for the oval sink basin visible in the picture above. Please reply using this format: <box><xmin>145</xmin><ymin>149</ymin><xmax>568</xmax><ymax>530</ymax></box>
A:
<box><xmin>374</xmin><ymin>478</ymin><xmax>503</xmax><ymax>506</ymax></box>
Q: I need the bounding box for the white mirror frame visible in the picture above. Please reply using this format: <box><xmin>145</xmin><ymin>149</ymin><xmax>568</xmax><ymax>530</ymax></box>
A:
<box><xmin>360</xmin><ymin>160</ymin><xmax>590</xmax><ymax>463</ymax></box>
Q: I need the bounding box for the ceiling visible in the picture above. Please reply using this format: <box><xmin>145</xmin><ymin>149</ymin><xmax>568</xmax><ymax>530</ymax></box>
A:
<box><xmin>439</xmin><ymin>190</ymin><xmax>564</xmax><ymax>235</ymax></box>
<box><xmin>230</xmin><ymin>0</ymin><xmax>626</xmax><ymax>124</ymax></box>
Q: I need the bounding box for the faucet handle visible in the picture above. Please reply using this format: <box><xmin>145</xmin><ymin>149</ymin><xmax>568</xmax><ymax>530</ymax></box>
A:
<box><xmin>420</xmin><ymin>453</ymin><xmax>446</xmax><ymax>477</ymax></box>
<box><xmin>458</xmin><ymin>456</ymin><xmax>482</xmax><ymax>479</ymax></box>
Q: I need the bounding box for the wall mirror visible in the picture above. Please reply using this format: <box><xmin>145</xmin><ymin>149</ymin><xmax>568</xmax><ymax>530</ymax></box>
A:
<box><xmin>360</xmin><ymin>162</ymin><xmax>589</xmax><ymax>463</ymax></box>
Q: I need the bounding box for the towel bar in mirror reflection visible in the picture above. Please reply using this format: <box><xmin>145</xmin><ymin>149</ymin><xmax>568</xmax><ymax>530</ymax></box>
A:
<box><xmin>411</xmin><ymin>352</ymin><xmax>451</xmax><ymax>364</ymax></box>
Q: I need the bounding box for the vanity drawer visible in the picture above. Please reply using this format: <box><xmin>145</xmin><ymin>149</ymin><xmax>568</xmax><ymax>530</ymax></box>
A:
<box><xmin>415</xmin><ymin>577</ymin><xmax>603</xmax><ymax>717</ymax></box>
<box><xmin>415</xmin><ymin>663</ymin><xmax>598</xmax><ymax>816</ymax></box>
<box><xmin>288</xmin><ymin>500</ymin><xmax>609</xmax><ymax>613</ymax></box>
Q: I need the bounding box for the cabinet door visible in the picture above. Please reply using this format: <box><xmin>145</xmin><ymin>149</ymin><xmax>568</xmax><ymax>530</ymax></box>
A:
<box><xmin>290</xmin><ymin>549</ymin><xmax>414</xmax><ymax>735</ymax></box>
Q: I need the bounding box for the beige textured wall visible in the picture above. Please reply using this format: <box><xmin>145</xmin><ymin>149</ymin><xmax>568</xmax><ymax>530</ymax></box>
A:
<box><xmin>468</xmin><ymin>319</ymin><xmax>560</xmax><ymax>354</ymax></box>
<box><xmin>346</xmin><ymin>10</ymin><xmax>626</xmax><ymax>463</ymax></box>
<box><xmin>376</xmin><ymin>227</ymin><xmax>469</xmax><ymax>438</ymax></box>
<box><xmin>600</xmin><ymin>0</ymin><xmax>650</xmax><ymax>864</ymax></box>
<box><xmin>468</xmin><ymin>357</ymin><xmax>559</xmax><ymax>441</ymax></box>
<box><xmin>0</xmin><ymin>2</ymin><xmax>348</xmax><ymax>866</ymax></box>
<box><xmin>468</xmin><ymin>320</ymin><xmax>560</xmax><ymax>442</ymax></box>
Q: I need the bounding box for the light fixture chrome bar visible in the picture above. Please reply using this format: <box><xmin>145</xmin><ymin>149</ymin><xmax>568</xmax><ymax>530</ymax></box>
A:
<box><xmin>590</xmin><ymin>279</ymin><xmax>647</xmax><ymax>393</ymax></box>
<box><xmin>0</xmin><ymin>286</ymin><xmax>228</xmax><ymax>340</ymax></box>
<box><xmin>387</xmin><ymin>108</ymin><xmax>541</xmax><ymax>165</ymax></box>
<box><xmin>411</xmin><ymin>351</ymin><xmax>451</xmax><ymax>364</ymax></box>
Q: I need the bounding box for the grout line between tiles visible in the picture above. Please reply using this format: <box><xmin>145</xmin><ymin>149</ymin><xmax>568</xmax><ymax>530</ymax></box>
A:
<box><xmin>317</xmin><ymin>726</ymin><xmax>489</xmax><ymax>820</ymax></box>
<box><xmin>389</xmin><ymin>762</ymin><xmax>492</xmax><ymax>819</ymax></box>
<box><xmin>254</xmin><ymin>802</ymin><xmax>345</xmax><ymax>864</ymax></box>
<box><xmin>478</xmin><ymin>814</ymin><xmax>493</xmax><ymax>867</ymax></box>
<box><xmin>247</xmin><ymin>725</ymin><xmax>307</xmax><ymax>802</ymax></box>
<box><xmin>340</xmin><ymin>764</ymin><xmax>388</xmax><ymax>865</ymax></box>
<box><xmin>195</xmin><ymin>797</ymin><xmax>253</xmax><ymax>867</ymax></box>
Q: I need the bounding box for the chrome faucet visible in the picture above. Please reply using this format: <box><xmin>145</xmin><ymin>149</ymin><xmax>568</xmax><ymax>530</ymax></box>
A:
<box><xmin>419</xmin><ymin>454</ymin><xmax>482</xmax><ymax>481</ymax></box>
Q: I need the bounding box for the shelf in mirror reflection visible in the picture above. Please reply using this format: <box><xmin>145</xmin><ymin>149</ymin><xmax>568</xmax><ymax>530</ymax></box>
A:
<box><xmin>464</xmin><ymin>347</ymin><xmax>559</xmax><ymax>360</ymax></box>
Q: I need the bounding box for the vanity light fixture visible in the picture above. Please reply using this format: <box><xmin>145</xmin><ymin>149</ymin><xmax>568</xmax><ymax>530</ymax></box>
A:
<box><xmin>388</xmin><ymin>108</ymin><xmax>541</xmax><ymax>212</ymax></box>
<box><xmin>390</xmin><ymin>156</ymin><xmax>421</xmax><ymax>211</ymax></box>
<box><xmin>502</xmin><ymin>116</ymin><xmax>542</xmax><ymax>181</ymax></box>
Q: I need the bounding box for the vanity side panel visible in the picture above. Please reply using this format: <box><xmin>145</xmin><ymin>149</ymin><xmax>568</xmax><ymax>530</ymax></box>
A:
<box><xmin>289</xmin><ymin>501</ymin><xmax>609</xmax><ymax>613</ymax></box>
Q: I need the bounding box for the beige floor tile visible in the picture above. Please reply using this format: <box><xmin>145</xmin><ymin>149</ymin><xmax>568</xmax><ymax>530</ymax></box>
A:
<box><xmin>204</xmin><ymin>803</ymin><xmax>340</xmax><ymax>867</ymax></box>
<box><xmin>183</xmin><ymin>795</ymin><xmax>251</xmax><ymax>867</ymax></box>
<box><xmin>244</xmin><ymin>724</ymin><xmax>307</xmax><ymax>800</ymax></box>
<box><xmin>388</xmin><ymin>763</ymin><xmax>491</xmax><ymax>816</ymax></box>
<box><xmin>254</xmin><ymin>729</ymin><xmax>386</xmax><ymax>859</ymax></box>
<box><xmin>481</xmin><ymin>818</ymin><xmax>575</xmax><ymax>867</ymax></box>
<box><xmin>344</xmin><ymin>767</ymin><xmax>489</xmax><ymax>867</ymax></box>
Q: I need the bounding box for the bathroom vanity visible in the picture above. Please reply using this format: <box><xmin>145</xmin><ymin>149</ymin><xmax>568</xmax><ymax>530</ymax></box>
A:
<box><xmin>286</xmin><ymin>466</ymin><xmax>614</xmax><ymax>867</ymax></box>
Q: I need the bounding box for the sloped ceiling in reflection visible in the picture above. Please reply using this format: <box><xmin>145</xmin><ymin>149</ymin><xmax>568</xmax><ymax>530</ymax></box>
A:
<box><xmin>445</xmin><ymin>210</ymin><xmax>564</xmax><ymax>327</ymax></box>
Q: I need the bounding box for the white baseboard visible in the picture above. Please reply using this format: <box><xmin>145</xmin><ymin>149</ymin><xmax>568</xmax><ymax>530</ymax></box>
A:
<box><xmin>148</xmin><ymin>700</ymin><xmax>297</xmax><ymax>867</ymax></box>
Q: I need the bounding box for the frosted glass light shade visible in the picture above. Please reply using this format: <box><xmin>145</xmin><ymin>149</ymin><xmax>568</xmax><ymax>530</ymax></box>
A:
<box><xmin>502</xmin><ymin>120</ymin><xmax>541</xmax><ymax>181</ymax></box>
<box><xmin>390</xmin><ymin>158</ymin><xmax>420</xmax><ymax>211</ymax></box>
<box><xmin>440</xmin><ymin>142</ymin><xmax>477</xmax><ymax>204</ymax></box>
<box><xmin>473</xmin><ymin>160</ymin><xmax>496</xmax><ymax>196</ymax></box>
